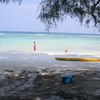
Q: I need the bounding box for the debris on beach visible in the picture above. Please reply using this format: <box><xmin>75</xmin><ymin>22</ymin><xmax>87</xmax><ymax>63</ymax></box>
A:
<box><xmin>0</xmin><ymin>69</ymin><xmax>100</xmax><ymax>100</ymax></box>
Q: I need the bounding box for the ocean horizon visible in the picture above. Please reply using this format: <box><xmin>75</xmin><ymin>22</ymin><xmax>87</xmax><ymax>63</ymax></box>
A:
<box><xmin>0</xmin><ymin>31</ymin><xmax>100</xmax><ymax>35</ymax></box>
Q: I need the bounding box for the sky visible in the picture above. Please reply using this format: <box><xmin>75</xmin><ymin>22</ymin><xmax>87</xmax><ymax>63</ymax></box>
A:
<box><xmin>0</xmin><ymin>0</ymin><xmax>99</xmax><ymax>34</ymax></box>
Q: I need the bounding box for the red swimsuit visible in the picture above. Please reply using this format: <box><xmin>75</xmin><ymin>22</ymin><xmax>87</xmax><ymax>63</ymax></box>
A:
<box><xmin>34</xmin><ymin>43</ymin><xmax>36</xmax><ymax>51</ymax></box>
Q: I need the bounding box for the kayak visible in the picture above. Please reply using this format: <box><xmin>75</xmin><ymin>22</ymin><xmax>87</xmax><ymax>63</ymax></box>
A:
<box><xmin>55</xmin><ymin>57</ymin><xmax>100</xmax><ymax>62</ymax></box>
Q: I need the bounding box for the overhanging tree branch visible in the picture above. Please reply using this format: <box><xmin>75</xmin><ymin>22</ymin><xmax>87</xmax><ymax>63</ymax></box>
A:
<box><xmin>91</xmin><ymin>0</ymin><xmax>100</xmax><ymax>25</ymax></box>
<box><xmin>0</xmin><ymin>0</ymin><xmax>100</xmax><ymax>30</ymax></box>
<box><xmin>39</xmin><ymin>0</ymin><xmax>100</xmax><ymax>30</ymax></box>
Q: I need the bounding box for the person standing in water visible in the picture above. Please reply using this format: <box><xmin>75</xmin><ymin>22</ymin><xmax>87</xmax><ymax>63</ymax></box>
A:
<box><xmin>33</xmin><ymin>41</ymin><xmax>36</xmax><ymax>52</ymax></box>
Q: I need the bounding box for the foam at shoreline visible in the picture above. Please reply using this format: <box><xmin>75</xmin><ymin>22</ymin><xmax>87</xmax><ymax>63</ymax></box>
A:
<box><xmin>0</xmin><ymin>49</ymin><xmax>100</xmax><ymax>56</ymax></box>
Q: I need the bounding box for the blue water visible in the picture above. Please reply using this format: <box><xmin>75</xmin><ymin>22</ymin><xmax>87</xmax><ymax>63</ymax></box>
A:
<box><xmin>0</xmin><ymin>32</ymin><xmax>100</xmax><ymax>56</ymax></box>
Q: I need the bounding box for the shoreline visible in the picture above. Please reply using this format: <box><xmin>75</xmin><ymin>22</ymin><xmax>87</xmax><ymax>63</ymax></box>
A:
<box><xmin>0</xmin><ymin>49</ymin><xmax>100</xmax><ymax>57</ymax></box>
<box><xmin>0</xmin><ymin>50</ymin><xmax>100</xmax><ymax>71</ymax></box>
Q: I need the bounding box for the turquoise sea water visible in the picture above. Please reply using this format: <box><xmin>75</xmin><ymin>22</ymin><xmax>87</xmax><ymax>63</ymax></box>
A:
<box><xmin>0</xmin><ymin>32</ymin><xmax>100</xmax><ymax>56</ymax></box>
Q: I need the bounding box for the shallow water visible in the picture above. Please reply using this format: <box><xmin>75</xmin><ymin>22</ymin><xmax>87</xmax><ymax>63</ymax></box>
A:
<box><xmin>0</xmin><ymin>32</ymin><xmax>100</xmax><ymax>56</ymax></box>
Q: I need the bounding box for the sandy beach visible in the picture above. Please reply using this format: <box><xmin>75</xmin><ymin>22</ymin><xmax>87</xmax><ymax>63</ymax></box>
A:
<box><xmin>0</xmin><ymin>50</ymin><xmax>100</xmax><ymax>100</ymax></box>
<box><xmin>0</xmin><ymin>50</ymin><xmax>100</xmax><ymax>70</ymax></box>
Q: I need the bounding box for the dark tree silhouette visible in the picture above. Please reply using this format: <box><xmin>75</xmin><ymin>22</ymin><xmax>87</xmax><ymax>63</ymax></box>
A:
<box><xmin>0</xmin><ymin>0</ymin><xmax>21</xmax><ymax>4</ymax></box>
<box><xmin>39</xmin><ymin>0</ymin><xmax>100</xmax><ymax>30</ymax></box>
<box><xmin>0</xmin><ymin>0</ymin><xmax>100</xmax><ymax>30</ymax></box>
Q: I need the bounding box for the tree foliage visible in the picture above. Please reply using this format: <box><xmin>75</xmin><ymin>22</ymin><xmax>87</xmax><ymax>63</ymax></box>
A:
<box><xmin>0</xmin><ymin>0</ymin><xmax>100</xmax><ymax>30</ymax></box>
<box><xmin>39</xmin><ymin>0</ymin><xmax>100</xmax><ymax>30</ymax></box>
<box><xmin>0</xmin><ymin>0</ymin><xmax>21</xmax><ymax>4</ymax></box>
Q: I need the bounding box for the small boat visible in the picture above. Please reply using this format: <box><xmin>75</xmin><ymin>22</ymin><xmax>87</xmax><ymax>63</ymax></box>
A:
<box><xmin>55</xmin><ymin>57</ymin><xmax>100</xmax><ymax>62</ymax></box>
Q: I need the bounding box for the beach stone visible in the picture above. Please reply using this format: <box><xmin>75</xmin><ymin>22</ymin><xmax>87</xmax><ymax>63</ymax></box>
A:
<box><xmin>4</xmin><ymin>69</ymin><xmax>14</xmax><ymax>73</ymax></box>
<box><xmin>44</xmin><ymin>96</ymin><xmax>64</xmax><ymax>100</ymax></box>
<box><xmin>0</xmin><ymin>75</ymin><xmax>6</xmax><ymax>84</ymax></box>
<box><xmin>56</xmin><ymin>86</ymin><xmax>78</xmax><ymax>97</ymax></box>
<box><xmin>92</xmin><ymin>90</ymin><xmax>100</xmax><ymax>96</ymax></box>
<box><xmin>35</xmin><ymin>97</ymin><xmax>41</xmax><ymax>100</ymax></box>
<box><xmin>92</xmin><ymin>77</ymin><xmax>100</xmax><ymax>81</ymax></box>
<box><xmin>72</xmin><ymin>97</ymin><xmax>78</xmax><ymax>100</ymax></box>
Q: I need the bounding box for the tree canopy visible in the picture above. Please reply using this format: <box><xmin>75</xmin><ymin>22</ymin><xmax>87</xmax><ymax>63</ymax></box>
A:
<box><xmin>0</xmin><ymin>0</ymin><xmax>21</xmax><ymax>4</ymax></box>
<box><xmin>0</xmin><ymin>0</ymin><xmax>100</xmax><ymax>30</ymax></box>
<box><xmin>39</xmin><ymin>0</ymin><xmax>100</xmax><ymax>30</ymax></box>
